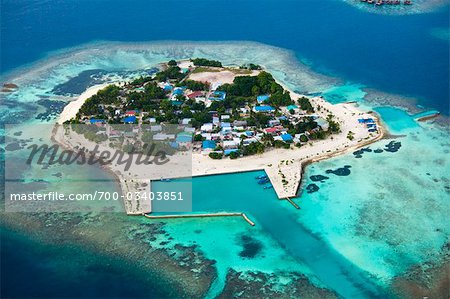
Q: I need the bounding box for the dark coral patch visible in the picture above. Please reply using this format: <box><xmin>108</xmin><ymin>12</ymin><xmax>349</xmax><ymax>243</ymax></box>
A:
<box><xmin>325</xmin><ymin>166</ymin><xmax>351</xmax><ymax>176</ymax></box>
<box><xmin>384</xmin><ymin>141</ymin><xmax>401</xmax><ymax>153</ymax></box>
<box><xmin>310</xmin><ymin>175</ymin><xmax>329</xmax><ymax>182</ymax></box>
<box><xmin>306</xmin><ymin>183</ymin><xmax>319</xmax><ymax>193</ymax></box>
<box><xmin>238</xmin><ymin>235</ymin><xmax>263</xmax><ymax>258</ymax></box>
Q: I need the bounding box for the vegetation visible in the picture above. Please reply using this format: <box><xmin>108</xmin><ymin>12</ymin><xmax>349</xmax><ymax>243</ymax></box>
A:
<box><xmin>78</xmin><ymin>85</ymin><xmax>121</xmax><ymax>116</ymax></box>
<box><xmin>297</xmin><ymin>97</ymin><xmax>314</xmax><ymax>113</ymax></box>
<box><xmin>347</xmin><ymin>131</ymin><xmax>354</xmax><ymax>140</ymax></box>
<box><xmin>218</xmin><ymin>71</ymin><xmax>293</xmax><ymax>107</ymax></box>
<box><xmin>209</xmin><ymin>152</ymin><xmax>223</xmax><ymax>159</ymax></box>
<box><xmin>241</xmin><ymin>141</ymin><xmax>265</xmax><ymax>156</ymax></box>
<box><xmin>168</xmin><ymin>60</ymin><xmax>177</xmax><ymax>66</ymax></box>
<box><xmin>181</xmin><ymin>80</ymin><xmax>209</xmax><ymax>91</ymax></box>
<box><xmin>191</xmin><ymin>58</ymin><xmax>222</xmax><ymax>67</ymax></box>
<box><xmin>155</xmin><ymin>66</ymin><xmax>185</xmax><ymax>82</ymax></box>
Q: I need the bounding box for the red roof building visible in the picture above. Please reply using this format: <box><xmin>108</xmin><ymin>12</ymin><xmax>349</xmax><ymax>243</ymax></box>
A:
<box><xmin>187</xmin><ymin>91</ymin><xmax>204</xmax><ymax>99</ymax></box>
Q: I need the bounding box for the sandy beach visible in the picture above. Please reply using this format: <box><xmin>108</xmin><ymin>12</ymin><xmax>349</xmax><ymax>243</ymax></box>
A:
<box><xmin>57</xmin><ymin>83</ymin><xmax>110</xmax><ymax>124</ymax></box>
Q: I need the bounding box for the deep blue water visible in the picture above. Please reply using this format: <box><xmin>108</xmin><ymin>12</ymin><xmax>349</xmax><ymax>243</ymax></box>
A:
<box><xmin>1</xmin><ymin>0</ymin><xmax>449</xmax><ymax>113</ymax></box>
<box><xmin>1</xmin><ymin>228</ymin><xmax>170</xmax><ymax>299</ymax></box>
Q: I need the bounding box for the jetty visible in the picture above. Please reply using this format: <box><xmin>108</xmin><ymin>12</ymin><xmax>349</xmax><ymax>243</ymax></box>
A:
<box><xmin>286</xmin><ymin>197</ymin><xmax>300</xmax><ymax>209</ymax></box>
<box><xmin>144</xmin><ymin>212</ymin><xmax>255</xmax><ymax>226</ymax></box>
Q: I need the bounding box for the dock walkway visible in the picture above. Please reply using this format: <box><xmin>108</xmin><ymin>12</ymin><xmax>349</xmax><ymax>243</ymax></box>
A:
<box><xmin>144</xmin><ymin>212</ymin><xmax>255</xmax><ymax>226</ymax></box>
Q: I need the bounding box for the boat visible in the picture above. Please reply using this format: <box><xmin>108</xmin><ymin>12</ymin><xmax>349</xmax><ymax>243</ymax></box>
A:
<box><xmin>258</xmin><ymin>178</ymin><xmax>270</xmax><ymax>184</ymax></box>
<box><xmin>161</xmin><ymin>178</ymin><xmax>172</xmax><ymax>182</ymax></box>
<box><xmin>255</xmin><ymin>174</ymin><xmax>268</xmax><ymax>179</ymax></box>
<box><xmin>264</xmin><ymin>185</ymin><xmax>273</xmax><ymax>189</ymax></box>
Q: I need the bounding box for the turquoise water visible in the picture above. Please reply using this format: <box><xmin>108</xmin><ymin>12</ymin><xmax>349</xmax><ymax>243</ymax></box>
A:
<box><xmin>152</xmin><ymin>106</ymin><xmax>449</xmax><ymax>297</ymax></box>
<box><xmin>153</xmin><ymin>173</ymin><xmax>386</xmax><ymax>298</ymax></box>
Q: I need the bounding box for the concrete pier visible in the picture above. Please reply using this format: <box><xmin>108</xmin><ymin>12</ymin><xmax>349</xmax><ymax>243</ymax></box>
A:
<box><xmin>144</xmin><ymin>212</ymin><xmax>255</xmax><ymax>226</ymax></box>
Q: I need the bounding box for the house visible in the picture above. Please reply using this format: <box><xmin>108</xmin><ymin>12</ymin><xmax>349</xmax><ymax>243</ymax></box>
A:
<box><xmin>181</xmin><ymin>118</ymin><xmax>192</xmax><ymax>125</ymax></box>
<box><xmin>257</xmin><ymin>95</ymin><xmax>270</xmax><ymax>103</ymax></box>
<box><xmin>125</xmin><ymin>110</ymin><xmax>138</xmax><ymax>116</ymax></box>
<box><xmin>212</xmin><ymin>116</ymin><xmax>220</xmax><ymax>125</ymax></box>
<box><xmin>163</xmin><ymin>83</ymin><xmax>173</xmax><ymax>91</ymax></box>
<box><xmin>148</xmin><ymin>117</ymin><xmax>157</xmax><ymax>123</ymax></box>
<box><xmin>173</xmin><ymin>87</ymin><xmax>184</xmax><ymax>96</ymax></box>
<box><xmin>268</xmin><ymin>119</ymin><xmax>280</xmax><ymax>127</ymax></box>
<box><xmin>253</xmin><ymin>105</ymin><xmax>275</xmax><ymax>113</ymax></box>
<box><xmin>209</xmin><ymin>91</ymin><xmax>226</xmax><ymax>101</ymax></box>
<box><xmin>123</xmin><ymin>116</ymin><xmax>136</xmax><ymax>123</ymax></box>
<box><xmin>224</xmin><ymin>148</ymin><xmax>239</xmax><ymax>156</ymax></box>
<box><xmin>89</xmin><ymin>118</ymin><xmax>106</xmax><ymax>125</ymax></box>
<box><xmin>233</xmin><ymin>120</ymin><xmax>247</xmax><ymax>127</ymax></box>
<box><xmin>187</xmin><ymin>91</ymin><xmax>204</xmax><ymax>99</ymax></box>
<box><xmin>221</xmin><ymin>114</ymin><xmax>230</xmax><ymax>121</ymax></box>
<box><xmin>239</xmin><ymin>107</ymin><xmax>250</xmax><ymax>117</ymax></box>
<box><xmin>223</xmin><ymin>140</ymin><xmax>239</xmax><ymax>149</ymax></box>
<box><xmin>176</xmin><ymin>132</ymin><xmax>193</xmax><ymax>148</ymax></box>
<box><xmin>201</xmin><ymin>123</ymin><xmax>214</xmax><ymax>132</ymax></box>
<box><xmin>184</xmin><ymin>127</ymin><xmax>195</xmax><ymax>133</ymax></box>
<box><xmin>264</xmin><ymin>127</ymin><xmax>279</xmax><ymax>135</ymax></box>
<box><xmin>285</xmin><ymin>105</ymin><xmax>299</xmax><ymax>113</ymax></box>
<box><xmin>281</xmin><ymin>133</ymin><xmax>293</xmax><ymax>142</ymax></box>
<box><xmin>202</xmin><ymin>140</ymin><xmax>216</xmax><ymax>151</ymax></box>
<box><xmin>315</xmin><ymin>117</ymin><xmax>329</xmax><ymax>131</ymax></box>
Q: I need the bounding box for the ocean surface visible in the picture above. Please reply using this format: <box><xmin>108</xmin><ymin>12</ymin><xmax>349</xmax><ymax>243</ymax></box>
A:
<box><xmin>1</xmin><ymin>0</ymin><xmax>449</xmax><ymax>113</ymax></box>
<box><xmin>1</xmin><ymin>0</ymin><xmax>449</xmax><ymax>298</ymax></box>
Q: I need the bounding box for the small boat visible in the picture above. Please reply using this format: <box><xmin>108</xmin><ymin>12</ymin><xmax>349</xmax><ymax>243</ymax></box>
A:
<box><xmin>258</xmin><ymin>178</ymin><xmax>270</xmax><ymax>184</ymax></box>
<box><xmin>255</xmin><ymin>174</ymin><xmax>268</xmax><ymax>179</ymax></box>
<box><xmin>264</xmin><ymin>185</ymin><xmax>273</xmax><ymax>189</ymax></box>
<box><xmin>161</xmin><ymin>178</ymin><xmax>172</xmax><ymax>182</ymax></box>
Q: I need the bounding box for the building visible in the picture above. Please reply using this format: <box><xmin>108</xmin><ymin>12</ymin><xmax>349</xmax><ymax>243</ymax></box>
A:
<box><xmin>187</xmin><ymin>91</ymin><xmax>204</xmax><ymax>99</ymax></box>
<box><xmin>281</xmin><ymin>133</ymin><xmax>293</xmax><ymax>142</ymax></box>
<box><xmin>257</xmin><ymin>95</ymin><xmax>270</xmax><ymax>103</ymax></box>
<box><xmin>123</xmin><ymin>116</ymin><xmax>136</xmax><ymax>123</ymax></box>
<box><xmin>315</xmin><ymin>117</ymin><xmax>329</xmax><ymax>131</ymax></box>
<box><xmin>285</xmin><ymin>105</ymin><xmax>299</xmax><ymax>113</ymax></box>
<box><xmin>253</xmin><ymin>105</ymin><xmax>275</xmax><ymax>113</ymax></box>
<box><xmin>209</xmin><ymin>91</ymin><xmax>226</xmax><ymax>101</ymax></box>
<box><xmin>201</xmin><ymin>123</ymin><xmax>214</xmax><ymax>132</ymax></box>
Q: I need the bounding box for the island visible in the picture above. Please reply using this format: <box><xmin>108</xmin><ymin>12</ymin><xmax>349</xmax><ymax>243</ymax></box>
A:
<box><xmin>54</xmin><ymin>58</ymin><xmax>384</xmax><ymax>215</ymax></box>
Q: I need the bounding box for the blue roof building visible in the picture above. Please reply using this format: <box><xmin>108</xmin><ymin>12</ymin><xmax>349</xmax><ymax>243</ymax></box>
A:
<box><xmin>202</xmin><ymin>140</ymin><xmax>216</xmax><ymax>150</ymax></box>
<box><xmin>209</xmin><ymin>91</ymin><xmax>226</xmax><ymax>101</ymax></box>
<box><xmin>173</xmin><ymin>87</ymin><xmax>184</xmax><ymax>96</ymax></box>
<box><xmin>254</xmin><ymin>105</ymin><xmax>275</xmax><ymax>113</ymax></box>
<box><xmin>281</xmin><ymin>133</ymin><xmax>293</xmax><ymax>142</ymax></box>
<box><xmin>89</xmin><ymin>118</ymin><xmax>105</xmax><ymax>124</ymax></box>
<box><xmin>257</xmin><ymin>95</ymin><xmax>270</xmax><ymax>103</ymax></box>
<box><xmin>286</xmin><ymin>105</ymin><xmax>299</xmax><ymax>111</ymax></box>
<box><xmin>123</xmin><ymin>116</ymin><xmax>136</xmax><ymax>123</ymax></box>
<box><xmin>224</xmin><ymin>149</ymin><xmax>239</xmax><ymax>155</ymax></box>
<box><xmin>176</xmin><ymin>132</ymin><xmax>192</xmax><ymax>143</ymax></box>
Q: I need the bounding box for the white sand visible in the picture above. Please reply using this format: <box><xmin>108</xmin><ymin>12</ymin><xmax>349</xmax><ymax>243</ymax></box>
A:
<box><xmin>57</xmin><ymin>84</ymin><xmax>110</xmax><ymax>124</ymax></box>
<box><xmin>188</xmin><ymin>70</ymin><xmax>259</xmax><ymax>86</ymax></box>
